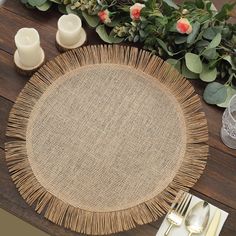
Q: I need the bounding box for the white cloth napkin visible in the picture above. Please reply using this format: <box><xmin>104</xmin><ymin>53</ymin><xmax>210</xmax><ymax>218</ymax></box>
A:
<box><xmin>156</xmin><ymin>194</ymin><xmax>228</xmax><ymax>236</ymax></box>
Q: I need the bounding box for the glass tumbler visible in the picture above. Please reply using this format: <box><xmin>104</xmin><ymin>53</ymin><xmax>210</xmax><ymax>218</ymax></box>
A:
<box><xmin>221</xmin><ymin>95</ymin><xmax>236</xmax><ymax>149</ymax></box>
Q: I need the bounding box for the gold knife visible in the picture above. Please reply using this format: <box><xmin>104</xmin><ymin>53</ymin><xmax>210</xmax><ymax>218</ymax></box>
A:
<box><xmin>205</xmin><ymin>209</ymin><xmax>221</xmax><ymax>236</ymax></box>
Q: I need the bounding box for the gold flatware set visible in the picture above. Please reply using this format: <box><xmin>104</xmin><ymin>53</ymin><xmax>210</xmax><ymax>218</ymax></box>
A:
<box><xmin>164</xmin><ymin>192</ymin><xmax>221</xmax><ymax>236</ymax></box>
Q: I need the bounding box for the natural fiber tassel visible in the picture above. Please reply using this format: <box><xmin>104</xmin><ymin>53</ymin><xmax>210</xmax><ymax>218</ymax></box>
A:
<box><xmin>5</xmin><ymin>45</ymin><xmax>208</xmax><ymax>235</ymax></box>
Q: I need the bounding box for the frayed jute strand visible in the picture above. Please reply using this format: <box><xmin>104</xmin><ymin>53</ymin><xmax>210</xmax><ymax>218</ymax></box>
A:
<box><xmin>5</xmin><ymin>45</ymin><xmax>208</xmax><ymax>235</ymax></box>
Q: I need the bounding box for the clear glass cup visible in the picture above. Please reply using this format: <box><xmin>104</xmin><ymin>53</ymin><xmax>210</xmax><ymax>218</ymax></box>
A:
<box><xmin>221</xmin><ymin>95</ymin><xmax>236</xmax><ymax>149</ymax></box>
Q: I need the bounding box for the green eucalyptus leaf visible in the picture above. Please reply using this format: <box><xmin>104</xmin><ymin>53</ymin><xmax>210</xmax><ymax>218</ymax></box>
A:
<box><xmin>196</xmin><ymin>0</ymin><xmax>204</xmax><ymax>9</ymax></box>
<box><xmin>202</xmin><ymin>22</ymin><xmax>210</xmax><ymax>30</ymax></box>
<box><xmin>202</xmin><ymin>48</ymin><xmax>219</xmax><ymax>60</ymax></box>
<box><xmin>156</xmin><ymin>16</ymin><xmax>168</xmax><ymax>25</ymax></box>
<box><xmin>28</xmin><ymin>0</ymin><xmax>47</xmax><ymax>7</ymax></box>
<box><xmin>139</xmin><ymin>30</ymin><xmax>146</xmax><ymax>38</ymax></box>
<box><xmin>203</xmin><ymin>26</ymin><xmax>223</xmax><ymax>40</ymax></box>
<box><xmin>111</xmin><ymin>35</ymin><xmax>124</xmax><ymax>43</ymax></box>
<box><xmin>203</xmin><ymin>28</ymin><xmax>216</xmax><ymax>40</ymax></box>
<box><xmin>203</xmin><ymin>82</ymin><xmax>227</xmax><ymax>104</ymax></box>
<box><xmin>106</xmin><ymin>18</ymin><xmax>121</xmax><ymax>27</ymax></box>
<box><xmin>169</xmin><ymin>23</ymin><xmax>177</xmax><ymax>32</ymax></box>
<box><xmin>185</xmin><ymin>53</ymin><xmax>203</xmax><ymax>74</ymax></box>
<box><xmin>205</xmin><ymin>2</ymin><xmax>213</xmax><ymax>11</ymax></box>
<box><xmin>209</xmin><ymin>59</ymin><xmax>218</xmax><ymax>69</ymax></box>
<box><xmin>200</xmin><ymin>64</ymin><xmax>217</xmax><ymax>82</ymax></box>
<box><xmin>156</xmin><ymin>38</ymin><xmax>173</xmax><ymax>56</ymax></box>
<box><xmin>166</xmin><ymin>59</ymin><xmax>181</xmax><ymax>72</ymax></box>
<box><xmin>36</xmin><ymin>1</ymin><xmax>52</xmax><ymax>11</ymax></box>
<box><xmin>217</xmin><ymin>86</ymin><xmax>236</xmax><ymax>108</ymax></box>
<box><xmin>181</xmin><ymin>62</ymin><xmax>199</xmax><ymax>79</ymax></box>
<box><xmin>66</xmin><ymin>4</ymin><xmax>78</xmax><ymax>14</ymax></box>
<box><xmin>187</xmin><ymin>21</ymin><xmax>201</xmax><ymax>44</ymax></box>
<box><xmin>195</xmin><ymin>30</ymin><xmax>204</xmax><ymax>42</ymax></box>
<box><xmin>145</xmin><ymin>0</ymin><xmax>157</xmax><ymax>10</ymax></box>
<box><xmin>196</xmin><ymin>40</ymin><xmax>209</xmax><ymax>53</ymax></box>
<box><xmin>198</xmin><ymin>14</ymin><xmax>211</xmax><ymax>23</ymax></box>
<box><xmin>166</xmin><ymin>58</ymin><xmax>178</xmax><ymax>65</ymax></box>
<box><xmin>163</xmin><ymin>0</ymin><xmax>179</xmax><ymax>9</ymax></box>
<box><xmin>133</xmin><ymin>35</ymin><xmax>139</xmax><ymax>43</ymax></box>
<box><xmin>223</xmin><ymin>55</ymin><xmax>236</xmax><ymax>70</ymax></box>
<box><xmin>82</xmin><ymin>11</ymin><xmax>99</xmax><ymax>28</ymax></box>
<box><xmin>96</xmin><ymin>25</ymin><xmax>123</xmax><ymax>44</ymax></box>
<box><xmin>233</xmin><ymin>35</ymin><xmax>236</xmax><ymax>45</ymax></box>
<box><xmin>50</xmin><ymin>0</ymin><xmax>62</xmax><ymax>3</ymax></box>
<box><xmin>206</xmin><ymin>33</ymin><xmax>222</xmax><ymax>49</ymax></box>
<box><xmin>58</xmin><ymin>4</ymin><xmax>67</xmax><ymax>14</ymax></box>
<box><xmin>175</xmin><ymin>36</ymin><xmax>187</xmax><ymax>44</ymax></box>
<box><xmin>96</xmin><ymin>25</ymin><xmax>112</xmax><ymax>43</ymax></box>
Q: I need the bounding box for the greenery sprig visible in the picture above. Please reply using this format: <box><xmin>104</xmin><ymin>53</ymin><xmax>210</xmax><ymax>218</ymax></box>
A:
<box><xmin>21</xmin><ymin>0</ymin><xmax>236</xmax><ymax>107</ymax></box>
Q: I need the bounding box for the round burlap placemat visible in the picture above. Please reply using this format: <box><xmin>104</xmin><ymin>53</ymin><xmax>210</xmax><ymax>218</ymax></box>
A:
<box><xmin>5</xmin><ymin>45</ymin><xmax>208</xmax><ymax>235</ymax></box>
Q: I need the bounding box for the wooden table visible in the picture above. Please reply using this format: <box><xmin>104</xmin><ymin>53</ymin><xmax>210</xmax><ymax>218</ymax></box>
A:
<box><xmin>0</xmin><ymin>1</ymin><xmax>235</xmax><ymax>235</ymax></box>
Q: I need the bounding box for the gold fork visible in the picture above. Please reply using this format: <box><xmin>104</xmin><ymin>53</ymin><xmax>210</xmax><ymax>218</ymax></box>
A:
<box><xmin>164</xmin><ymin>192</ymin><xmax>192</xmax><ymax>236</ymax></box>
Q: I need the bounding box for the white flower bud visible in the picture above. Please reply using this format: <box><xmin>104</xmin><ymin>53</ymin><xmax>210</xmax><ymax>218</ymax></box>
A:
<box><xmin>182</xmin><ymin>9</ymin><xmax>189</xmax><ymax>15</ymax></box>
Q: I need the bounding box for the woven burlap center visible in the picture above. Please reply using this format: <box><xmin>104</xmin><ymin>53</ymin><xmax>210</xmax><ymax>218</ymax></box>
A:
<box><xmin>27</xmin><ymin>64</ymin><xmax>185</xmax><ymax>211</ymax></box>
<box><xmin>6</xmin><ymin>45</ymin><xmax>208</xmax><ymax>235</ymax></box>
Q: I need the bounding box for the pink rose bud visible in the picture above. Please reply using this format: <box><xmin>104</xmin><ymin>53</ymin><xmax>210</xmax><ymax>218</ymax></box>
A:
<box><xmin>130</xmin><ymin>3</ymin><xmax>145</xmax><ymax>21</ymax></box>
<box><xmin>98</xmin><ymin>9</ymin><xmax>111</xmax><ymax>24</ymax></box>
<box><xmin>176</xmin><ymin>18</ymin><xmax>192</xmax><ymax>34</ymax></box>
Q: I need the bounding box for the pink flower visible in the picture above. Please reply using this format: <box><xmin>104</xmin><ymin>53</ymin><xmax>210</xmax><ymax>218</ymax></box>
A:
<box><xmin>98</xmin><ymin>9</ymin><xmax>111</xmax><ymax>24</ymax></box>
<box><xmin>130</xmin><ymin>3</ymin><xmax>145</xmax><ymax>21</ymax></box>
<box><xmin>176</xmin><ymin>18</ymin><xmax>192</xmax><ymax>34</ymax></box>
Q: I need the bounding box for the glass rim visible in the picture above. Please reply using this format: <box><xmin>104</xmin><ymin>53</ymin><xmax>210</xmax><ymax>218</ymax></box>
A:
<box><xmin>228</xmin><ymin>94</ymin><xmax>236</xmax><ymax>122</ymax></box>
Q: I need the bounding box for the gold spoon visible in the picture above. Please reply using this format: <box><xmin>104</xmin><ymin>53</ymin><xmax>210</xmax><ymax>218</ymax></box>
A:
<box><xmin>185</xmin><ymin>201</ymin><xmax>210</xmax><ymax>236</ymax></box>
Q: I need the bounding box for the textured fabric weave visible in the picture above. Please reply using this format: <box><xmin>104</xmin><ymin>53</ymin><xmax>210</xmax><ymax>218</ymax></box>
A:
<box><xmin>26</xmin><ymin>64</ymin><xmax>186</xmax><ymax>212</ymax></box>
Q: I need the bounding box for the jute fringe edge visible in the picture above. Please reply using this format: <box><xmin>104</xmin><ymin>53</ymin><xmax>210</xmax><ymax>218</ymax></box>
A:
<box><xmin>5</xmin><ymin>45</ymin><xmax>209</xmax><ymax>235</ymax></box>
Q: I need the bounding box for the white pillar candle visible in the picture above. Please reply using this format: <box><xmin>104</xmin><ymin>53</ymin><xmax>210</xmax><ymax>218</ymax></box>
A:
<box><xmin>58</xmin><ymin>14</ymin><xmax>82</xmax><ymax>46</ymax></box>
<box><xmin>15</xmin><ymin>28</ymin><xmax>43</xmax><ymax>68</ymax></box>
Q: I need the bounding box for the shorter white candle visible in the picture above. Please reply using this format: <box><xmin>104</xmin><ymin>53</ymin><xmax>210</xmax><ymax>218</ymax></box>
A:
<box><xmin>15</xmin><ymin>28</ymin><xmax>43</xmax><ymax>68</ymax></box>
<box><xmin>58</xmin><ymin>14</ymin><xmax>82</xmax><ymax>46</ymax></box>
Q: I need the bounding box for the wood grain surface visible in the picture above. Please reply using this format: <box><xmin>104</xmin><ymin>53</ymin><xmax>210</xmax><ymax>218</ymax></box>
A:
<box><xmin>0</xmin><ymin>1</ymin><xmax>236</xmax><ymax>235</ymax></box>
